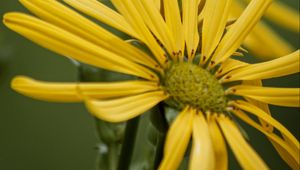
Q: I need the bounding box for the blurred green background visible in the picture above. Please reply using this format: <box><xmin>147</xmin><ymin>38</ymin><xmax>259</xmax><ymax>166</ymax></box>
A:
<box><xmin>0</xmin><ymin>0</ymin><xmax>299</xmax><ymax>170</ymax></box>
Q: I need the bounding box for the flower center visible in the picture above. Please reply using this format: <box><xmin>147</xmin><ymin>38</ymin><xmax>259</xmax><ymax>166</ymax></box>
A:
<box><xmin>163</xmin><ymin>62</ymin><xmax>227</xmax><ymax>113</ymax></box>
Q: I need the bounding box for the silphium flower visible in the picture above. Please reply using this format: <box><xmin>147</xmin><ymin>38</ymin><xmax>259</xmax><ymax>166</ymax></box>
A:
<box><xmin>3</xmin><ymin>0</ymin><xmax>300</xmax><ymax>169</ymax></box>
<box><xmin>232</xmin><ymin>0</ymin><xmax>299</xmax><ymax>58</ymax></box>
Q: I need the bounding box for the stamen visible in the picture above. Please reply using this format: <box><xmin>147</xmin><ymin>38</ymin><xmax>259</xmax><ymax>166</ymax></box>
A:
<box><xmin>217</xmin><ymin>69</ymin><xmax>223</xmax><ymax>75</ymax></box>
<box><xmin>178</xmin><ymin>50</ymin><xmax>182</xmax><ymax>55</ymax></box>
<box><xmin>225</xmin><ymin>75</ymin><xmax>231</xmax><ymax>79</ymax></box>
<box><xmin>225</xmin><ymin>88</ymin><xmax>236</xmax><ymax>95</ymax></box>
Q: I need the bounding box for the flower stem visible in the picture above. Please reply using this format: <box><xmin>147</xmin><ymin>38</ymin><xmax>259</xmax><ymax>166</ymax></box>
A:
<box><xmin>117</xmin><ymin>117</ymin><xmax>140</xmax><ymax>170</ymax></box>
<box><xmin>108</xmin><ymin>143</ymin><xmax>119</xmax><ymax>170</ymax></box>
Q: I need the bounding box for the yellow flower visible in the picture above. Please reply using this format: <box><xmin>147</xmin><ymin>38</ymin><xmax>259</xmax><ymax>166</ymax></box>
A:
<box><xmin>3</xmin><ymin>0</ymin><xmax>300</xmax><ymax>169</ymax></box>
<box><xmin>232</xmin><ymin>0</ymin><xmax>299</xmax><ymax>58</ymax></box>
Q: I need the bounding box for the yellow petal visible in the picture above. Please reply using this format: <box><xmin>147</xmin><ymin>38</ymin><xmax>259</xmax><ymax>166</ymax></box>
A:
<box><xmin>197</xmin><ymin>6</ymin><xmax>205</xmax><ymax>23</ymax></box>
<box><xmin>201</xmin><ymin>0</ymin><xmax>232</xmax><ymax>64</ymax></box>
<box><xmin>11</xmin><ymin>76</ymin><xmax>160</xmax><ymax>102</ymax></box>
<box><xmin>159</xmin><ymin>107</ymin><xmax>194</xmax><ymax>170</ymax></box>
<box><xmin>216</xmin><ymin>58</ymin><xmax>248</xmax><ymax>77</ymax></box>
<box><xmin>234</xmin><ymin>96</ymin><xmax>300</xmax><ymax>157</ymax></box>
<box><xmin>210</xmin><ymin>0</ymin><xmax>272</xmax><ymax>67</ymax></box>
<box><xmin>241</xmin><ymin>80</ymin><xmax>273</xmax><ymax>132</ymax></box>
<box><xmin>164</xmin><ymin>0</ymin><xmax>185</xmax><ymax>60</ymax></box>
<box><xmin>244</xmin><ymin>21</ymin><xmax>294</xmax><ymax>59</ymax></box>
<box><xmin>232</xmin><ymin>100</ymin><xmax>300</xmax><ymax>150</ymax></box>
<box><xmin>271</xmin><ymin>141</ymin><xmax>300</xmax><ymax>170</ymax></box>
<box><xmin>208</xmin><ymin>115</ymin><xmax>228</xmax><ymax>170</ymax></box>
<box><xmin>232</xmin><ymin>109</ymin><xmax>300</xmax><ymax>169</ymax></box>
<box><xmin>85</xmin><ymin>91</ymin><xmax>168</xmax><ymax>122</ymax></box>
<box><xmin>265</xmin><ymin>1</ymin><xmax>299</xmax><ymax>33</ymax></box>
<box><xmin>154</xmin><ymin>0</ymin><xmax>161</xmax><ymax>10</ymax></box>
<box><xmin>79</xmin><ymin>81</ymin><xmax>160</xmax><ymax>99</ymax></box>
<box><xmin>230</xmin><ymin>0</ymin><xmax>294</xmax><ymax>59</ymax></box>
<box><xmin>3</xmin><ymin>13</ymin><xmax>157</xmax><ymax>81</ymax></box>
<box><xmin>11</xmin><ymin>76</ymin><xmax>81</xmax><ymax>102</ymax></box>
<box><xmin>20</xmin><ymin>0</ymin><xmax>160</xmax><ymax>71</ymax></box>
<box><xmin>240</xmin><ymin>0</ymin><xmax>299</xmax><ymax>32</ymax></box>
<box><xmin>111</xmin><ymin>0</ymin><xmax>168</xmax><ymax>66</ymax></box>
<box><xmin>183</xmin><ymin>0</ymin><xmax>200</xmax><ymax>61</ymax></box>
<box><xmin>240</xmin><ymin>80</ymin><xmax>299</xmax><ymax>168</ymax></box>
<box><xmin>217</xmin><ymin>115</ymin><xmax>269</xmax><ymax>170</ymax></box>
<box><xmin>63</xmin><ymin>0</ymin><xmax>139</xmax><ymax>38</ymax></box>
<box><xmin>228</xmin><ymin>86</ymin><xmax>300</xmax><ymax>107</ymax></box>
<box><xmin>221</xmin><ymin>50</ymin><xmax>300</xmax><ymax>82</ymax></box>
<box><xmin>189</xmin><ymin>112</ymin><xmax>215</xmax><ymax>170</ymax></box>
<box><xmin>132</xmin><ymin>0</ymin><xmax>176</xmax><ymax>59</ymax></box>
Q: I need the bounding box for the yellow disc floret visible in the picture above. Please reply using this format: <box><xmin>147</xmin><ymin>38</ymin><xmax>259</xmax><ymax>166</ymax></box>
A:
<box><xmin>164</xmin><ymin>62</ymin><xmax>227</xmax><ymax>113</ymax></box>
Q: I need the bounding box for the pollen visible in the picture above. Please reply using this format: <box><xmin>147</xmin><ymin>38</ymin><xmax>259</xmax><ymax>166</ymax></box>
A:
<box><xmin>163</xmin><ymin>62</ymin><xmax>227</xmax><ymax>113</ymax></box>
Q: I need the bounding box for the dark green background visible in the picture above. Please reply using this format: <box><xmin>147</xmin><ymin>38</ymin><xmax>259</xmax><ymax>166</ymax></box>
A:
<box><xmin>0</xmin><ymin>1</ymin><xmax>299</xmax><ymax>170</ymax></box>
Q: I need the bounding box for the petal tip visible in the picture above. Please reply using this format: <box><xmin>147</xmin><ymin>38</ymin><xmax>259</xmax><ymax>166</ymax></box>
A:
<box><xmin>11</xmin><ymin>75</ymin><xmax>32</xmax><ymax>91</ymax></box>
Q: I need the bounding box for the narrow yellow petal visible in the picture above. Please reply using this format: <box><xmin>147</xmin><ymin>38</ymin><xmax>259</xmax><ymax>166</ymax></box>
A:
<box><xmin>20</xmin><ymin>0</ymin><xmax>159</xmax><ymax>71</ymax></box>
<box><xmin>197</xmin><ymin>6</ymin><xmax>205</xmax><ymax>23</ymax></box>
<box><xmin>63</xmin><ymin>0</ymin><xmax>139</xmax><ymax>38</ymax></box>
<box><xmin>159</xmin><ymin>107</ymin><xmax>194</xmax><ymax>170</ymax></box>
<box><xmin>132</xmin><ymin>0</ymin><xmax>176</xmax><ymax>59</ymax></box>
<box><xmin>217</xmin><ymin>116</ymin><xmax>269</xmax><ymax>170</ymax></box>
<box><xmin>3</xmin><ymin>13</ymin><xmax>157</xmax><ymax>81</ymax></box>
<box><xmin>85</xmin><ymin>91</ymin><xmax>168</xmax><ymax>122</ymax></box>
<box><xmin>265</xmin><ymin>1</ymin><xmax>299</xmax><ymax>32</ymax></box>
<box><xmin>183</xmin><ymin>0</ymin><xmax>200</xmax><ymax>61</ymax></box>
<box><xmin>240</xmin><ymin>0</ymin><xmax>299</xmax><ymax>32</ymax></box>
<box><xmin>271</xmin><ymin>141</ymin><xmax>300</xmax><ymax>170</ymax></box>
<box><xmin>242</xmin><ymin>80</ymin><xmax>273</xmax><ymax>132</ymax></box>
<box><xmin>240</xmin><ymin>80</ymin><xmax>299</xmax><ymax>168</ymax></box>
<box><xmin>201</xmin><ymin>0</ymin><xmax>232</xmax><ymax>64</ymax></box>
<box><xmin>230</xmin><ymin>0</ymin><xmax>294</xmax><ymax>59</ymax></box>
<box><xmin>208</xmin><ymin>115</ymin><xmax>228</xmax><ymax>170</ymax></box>
<box><xmin>232</xmin><ymin>109</ymin><xmax>300</xmax><ymax>169</ymax></box>
<box><xmin>11</xmin><ymin>76</ymin><xmax>160</xmax><ymax>102</ymax></box>
<box><xmin>11</xmin><ymin>76</ymin><xmax>81</xmax><ymax>102</ymax></box>
<box><xmin>189</xmin><ymin>112</ymin><xmax>215</xmax><ymax>170</ymax></box>
<box><xmin>244</xmin><ymin>21</ymin><xmax>294</xmax><ymax>58</ymax></box>
<box><xmin>154</xmin><ymin>0</ymin><xmax>161</xmax><ymax>10</ymax></box>
<box><xmin>222</xmin><ymin>50</ymin><xmax>300</xmax><ymax>82</ymax></box>
<box><xmin>210</xmin><ymin>0</ymin><xmax>272</xmax><ymax>67</ymax></box>
<box><xmin>216</xmin><ymin>58</ymin><xmax>248</xmax><ymax>77</ymax></box>
<box><xmin>227</xmin><ymin>86</ymin><xmax>300</xmax><ymax>107</ymax></box>
<box><xmin>111</xmin><ymin>0</ymin><xmax>168</xmax><ymax>66</ymax></box>
<box><xmin>234</xmin><ymin>96</ymin><xmax>300</xmax><ymax>158</ymax></box>
<box><xmin>79</xmin><ymin>81</ymin><xmax>160</xmax><ymax>99</ymax></box>
<box><xmin>164</xmin><ymin>0</ymin><xmax>185</xmax><ymax>59</ymax></box>
<box><xmin>232</xmin><ymin>100</ymin><xmax>300</xmax><ymax>150</ymax></box>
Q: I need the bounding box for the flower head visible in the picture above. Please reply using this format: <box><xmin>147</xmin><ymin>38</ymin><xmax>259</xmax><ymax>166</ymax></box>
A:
<box><xmin>3</xmin><ymin>0</ymin><xmax>300</xmax><ymax>169</ymax></box>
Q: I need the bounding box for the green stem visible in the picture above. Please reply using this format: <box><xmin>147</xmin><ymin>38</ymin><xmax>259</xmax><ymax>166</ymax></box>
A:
<box><xmin>117</xmin><ymin>117</ymin><xmax>140</xmax><ymax>170</ymax></box>
<box><xmin>108</xmin><ymin>143</ymin><xmax>119</xmax><ymax>170</ymax></box>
